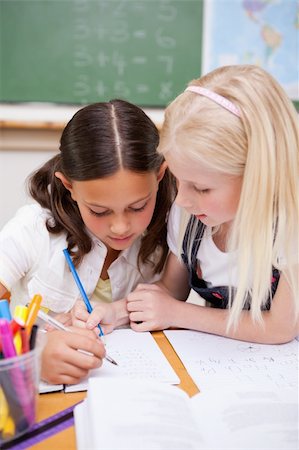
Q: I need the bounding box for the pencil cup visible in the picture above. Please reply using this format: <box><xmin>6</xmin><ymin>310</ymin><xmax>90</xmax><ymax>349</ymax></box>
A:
<box><xmin>0</xmin><ymin>347</ymin><xmax>41</xmax><ymax>443</ymax></box>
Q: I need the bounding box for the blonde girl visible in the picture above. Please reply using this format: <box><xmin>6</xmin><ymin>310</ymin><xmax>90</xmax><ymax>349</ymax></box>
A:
<box><xmin>126</xmin><ymin>65</ymin><xmax>299</xmax><ymax>344</ymax></box>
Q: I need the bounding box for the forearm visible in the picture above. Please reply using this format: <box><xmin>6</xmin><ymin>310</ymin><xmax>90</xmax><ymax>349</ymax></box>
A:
<box><xmin>167</xmin><ymin>301</ymin><xmax>298</xmax><ymax>344</ymax></box>
<box><xmin>156</xmin><ymin>276</ymin><xmax>190</xmax><ymax>301</ymax></box>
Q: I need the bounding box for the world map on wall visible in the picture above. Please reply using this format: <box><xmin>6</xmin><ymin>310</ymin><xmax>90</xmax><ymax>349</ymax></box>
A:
<box><xmin>203</xmin><ymin>0</ymin><xmax>298</xmax><ymax>99</ymax></box>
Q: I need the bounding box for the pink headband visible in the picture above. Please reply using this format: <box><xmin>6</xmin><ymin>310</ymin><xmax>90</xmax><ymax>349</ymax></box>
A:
<box><xmin>185</xmin><ymin>86</ymin><xmax>241</xmax><ymax>117</ymax></box>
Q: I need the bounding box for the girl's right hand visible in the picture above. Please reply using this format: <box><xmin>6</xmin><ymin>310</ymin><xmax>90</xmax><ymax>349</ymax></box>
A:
<box><xmin>71</xmin><ymin>300</ymin><xmax>117</xmax><ymax>335</ymax></box>
<box><xmin>41</xmin><ymin>327</ymin><xmax>105</xmax><ymax>385</ymax></box>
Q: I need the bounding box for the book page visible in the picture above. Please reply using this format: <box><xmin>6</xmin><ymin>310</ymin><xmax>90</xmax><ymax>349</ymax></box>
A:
<box><xmin>65</xmin><ymin>329</ymin><xmax>179</xmax><ymax>392</ymax></box>
<box><xmin>74</xmin><ymin>378</ymin><xmax>203</xmax><ymax>450</ymax></box>
<box><xmin>164</xmin><ymin>330</ymin><xmax>298</xmax><ymax>391</ymax></box>
<box><xmin>190</xmin><ymin>386</ymin><xmax>298</xmax><ymax>449</ymax></box>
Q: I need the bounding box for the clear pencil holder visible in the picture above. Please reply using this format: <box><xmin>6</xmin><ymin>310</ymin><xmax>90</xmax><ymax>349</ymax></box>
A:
<box><xmin>0</xmin><ymin>347</ymin><xmax>41</xmax><ymax>444</ymax></box>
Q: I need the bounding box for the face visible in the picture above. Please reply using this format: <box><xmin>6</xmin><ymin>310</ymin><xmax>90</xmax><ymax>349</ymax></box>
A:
<box><xmin>56</xmin><ymin>167</ymin><xmax>165</xmax><ymax>251</ymax></box>
<box><xmin>166</xmin><ymin>154</ymin><xmax>243</xmax><ymax>229</ymax></box>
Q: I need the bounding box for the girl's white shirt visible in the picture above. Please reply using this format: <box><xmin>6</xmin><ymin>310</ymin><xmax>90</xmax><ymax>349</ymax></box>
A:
<box><xmin>167</xmin><ymin>204</ymin><xmax>239</xmax><ymax>288</ymax></box>
<box><xmin>0</xmin><ymin>203</ymin><xmax>160</xmax><ymax>313</ymax></box>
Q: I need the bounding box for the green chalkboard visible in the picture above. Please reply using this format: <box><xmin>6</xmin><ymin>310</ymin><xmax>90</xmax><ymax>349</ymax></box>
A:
<box><xmin>0</xmin><ymin>0</ymin><xmax>203</xmax><ymax>107</ymax></box>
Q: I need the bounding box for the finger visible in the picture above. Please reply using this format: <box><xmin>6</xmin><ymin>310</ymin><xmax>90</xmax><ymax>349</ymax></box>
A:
<box><xmin>130</xmin><ymin>320</ymin><xmax>151</xmax><ymax>332</ymax></box>
<box><xmin>134</xmin><ymin>283</ymin><xmax>160</xmax><ymax>292</ymax></box>
<box><xmin>66</xmin><ymin>328</ymin><xmax>106</xmax><ymax>356</ymax></box>
<box><xmin>62</xmin><ymin>345</ymin><xmax>104</xmax><ymax>370</ymax></box>
<box><xmin>127</xmin><ymin>299</ymin><xmax>144</xmax><ymax>312</ymax></box>
<box><xmin>45</xmin><ymin>362</ymin><xmax>89</xmax><ymax>385</ymax></box>
<box><xmin>86</xmin><ymin>308</ymin><xmax>105</xmax><ymax>329</ymax></box>
<box><xmin>73</xmin><ymin>303</ymin><xmax>90</xmax><ymax>322</ymax></box>
<box><xmin>99</xmin><ymin>325</ymin><xmax>113</xmax><ymax>335</ymax></box>
<box><xmin>129</xmin><ymin>311</ymin><xmax>145</xmax><ymax>323</ymax></box>
<box><xmin>71</xmin><ymin>317</ymin><xmax>88</xmax><ymax>328</ymax></box>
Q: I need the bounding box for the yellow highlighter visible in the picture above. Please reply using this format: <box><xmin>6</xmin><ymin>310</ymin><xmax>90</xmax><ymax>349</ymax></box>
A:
<box><xmin>26</xmin><ymin>294</ymin><xmax>42</xmax><ymax>335</ymax></box>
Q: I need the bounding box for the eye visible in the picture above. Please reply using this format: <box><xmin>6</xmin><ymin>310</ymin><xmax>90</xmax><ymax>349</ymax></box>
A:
<box><xmin>89</xmin><ymin>209</ymin><xmax>110</xmax><ymax>217</ymax></box>
<box><xmin>129</xmin><ymin>202</ymin><xmax>148</xmax><ymax>213</ymax></box>
<box><xmin>193</xmin><ymin>186</ymin><xmax>210</xmax><ymax>194</ymax></box>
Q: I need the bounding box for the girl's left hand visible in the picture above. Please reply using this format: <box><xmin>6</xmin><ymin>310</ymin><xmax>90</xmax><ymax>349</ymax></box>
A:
<box><xmin>71</xmin><ymin>300</ymin><xmax>117</xmax><ymax>335</ymax></box>
<box><xmin>126</xmin><ymin>283</ymin><xmax>176</xmax><ymax>332</ymax></box>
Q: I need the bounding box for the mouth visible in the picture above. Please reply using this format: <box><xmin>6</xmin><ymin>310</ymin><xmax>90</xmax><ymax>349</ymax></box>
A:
<box><xmin>108</xmin><ymin>234</ymin><xmax>134</xmax><ymax>243</ymax></box>
<box><xmin>195</xmin><ymin>214</ymin><xmax>207</xmax><ymax>221</ymax></box>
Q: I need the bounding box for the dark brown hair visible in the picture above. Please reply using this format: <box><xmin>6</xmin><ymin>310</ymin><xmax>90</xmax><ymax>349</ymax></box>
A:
<box><xmin>29</xmin><ymin>99</ymin><xmax>175</xmax><ymax>272</ymax></box>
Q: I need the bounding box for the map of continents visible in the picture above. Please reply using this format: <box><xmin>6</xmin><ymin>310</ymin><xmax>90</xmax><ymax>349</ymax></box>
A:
<box><xmin>203</xmin><ymin>0</ymin><xmax>298</xmax><ymax>99</ymax></box>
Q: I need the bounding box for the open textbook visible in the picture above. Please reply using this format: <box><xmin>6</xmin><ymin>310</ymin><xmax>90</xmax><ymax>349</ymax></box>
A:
<box><xmin>74</xmin><ymin>377</ymin><xmax>298</xmax><ymax>450</ymax></box>
<box><xmin>39</xmin><ymin>329</ymin><xmax>179</xmax><ymax>393</ymax></box>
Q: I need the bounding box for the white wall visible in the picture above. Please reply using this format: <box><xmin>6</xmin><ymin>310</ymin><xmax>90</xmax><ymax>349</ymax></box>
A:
<box><xmin>0</xmin><ymin>149</ymin><xmax>56</xmax><ymax>229</ymax></box>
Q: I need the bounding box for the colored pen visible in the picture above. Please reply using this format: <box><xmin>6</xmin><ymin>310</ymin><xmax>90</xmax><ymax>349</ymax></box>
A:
<box><xmin>0</xmin><ymin>319</ymin><xmax>17</xmax><ymax>358</ymax></box>
<box><xmin>20</xmin><ymin>327</ymin><xmax>30</xmax><ymax>353</ymax></box>
<box><xmin>37</xmin><ymin>309</ymin><xmax>118</xmax><ymax>366</ymax></box>
<box><xmin>63</xmin><ymin>248</ymin><xmax>104</xmax><ymax>337</ymax></box>
<box><xmin>29</xmin><ymin>325</ymin><xmax>38</xmax><ymax>350</ymax></box>
<box><xmin>0</xmin><ymin>319</ymin><xmax>34</xmax><ymax>427</ymax></box>
<box><xmin>0</xmin><ymin>299</ymin><xmax>12</xmax><ymax>320</ymax></box>
<box><xmin>26</xmin><ymin>294</ymin><xmax>42</xmax><ymax>335</ymax></box>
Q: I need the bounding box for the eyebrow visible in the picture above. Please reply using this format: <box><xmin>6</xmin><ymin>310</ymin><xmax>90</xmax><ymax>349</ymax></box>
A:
<box><xmin>85</xmin><ymin>193</ymin><xmax>152</xmax><ymax>209</ymax></box>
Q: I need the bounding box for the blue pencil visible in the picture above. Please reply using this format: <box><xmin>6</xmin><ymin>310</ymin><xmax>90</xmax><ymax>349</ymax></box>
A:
<box><xmin>63</xmin><ymin>248</ymin><xmax>104</xmax><ymax>337</ymax></box>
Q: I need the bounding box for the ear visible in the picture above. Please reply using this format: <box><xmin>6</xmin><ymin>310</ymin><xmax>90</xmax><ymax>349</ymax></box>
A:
<box><xmin>156</xmin><ymin>161</ymin><xmax>168</xmax><ymax>183</ymax></box>
<box><xmin>55</xmin><ymin>171</ymin><xmax>74</xmax><ymax>195</ymax></box>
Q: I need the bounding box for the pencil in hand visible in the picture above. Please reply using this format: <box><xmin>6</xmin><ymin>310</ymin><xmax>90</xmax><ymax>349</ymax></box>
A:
<box><xmin>37</xmin><ymin>309</ymin><xmax>118</xmax><ymax>366</ymax></box>
<box><xmin>63</xmin><ymin>249</ymin><xmax>104</xmax><ymax>337</ymax></box>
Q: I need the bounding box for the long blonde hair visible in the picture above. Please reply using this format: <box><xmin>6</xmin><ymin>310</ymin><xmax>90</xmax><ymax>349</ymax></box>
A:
<box><xmin>159</xmin><ymin>65</ymin><xmax>299</xmax><ymax>329</ymax></box>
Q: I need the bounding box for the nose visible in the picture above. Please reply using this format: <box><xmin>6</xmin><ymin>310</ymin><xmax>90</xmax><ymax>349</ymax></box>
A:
<box><xmin>110</xmin><ymin>214</ymin><xmax>130</xmax><ymax>236</ymax></box>
<box><xmin>175</xmin><ymin>182</ymin><xmax>194</xmax><ymax>209</ymax></box>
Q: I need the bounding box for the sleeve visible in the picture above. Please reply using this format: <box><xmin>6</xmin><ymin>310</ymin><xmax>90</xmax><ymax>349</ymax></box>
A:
<box><xmin>0</xmin><ymin>205</ymin><xmax>46</xmax><ymax>290</ymax></box>
<box><xmin>167</xmin><ymin>203</ymin><xmax>182</xmax><ymax>257</ymax></box>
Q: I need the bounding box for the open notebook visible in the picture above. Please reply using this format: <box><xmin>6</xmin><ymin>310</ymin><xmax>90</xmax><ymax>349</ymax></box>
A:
<box><xmin>74</xmin><ymin>377</ymin><xmax>298</xmax><ymax>450</ymax></box>
<box><xmin>39</xmin><ymin>329</ymin><xmax>179</xmax><ymax>393</ymax></box>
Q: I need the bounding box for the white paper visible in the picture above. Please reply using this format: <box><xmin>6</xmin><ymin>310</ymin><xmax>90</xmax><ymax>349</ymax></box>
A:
<box><xmin>65</xmin><ymin>329</ymin><xmax>179</xmax><ymax>392</ymax></box>
<box><xmin>164</xmin><ymin>330</ymin><xmax>298</xmax><ymax>391</ymax></box>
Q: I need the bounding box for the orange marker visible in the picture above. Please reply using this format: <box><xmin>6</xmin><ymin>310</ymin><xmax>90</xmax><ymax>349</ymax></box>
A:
<box><xmin>25</xmin><ymin>294</ymin><xmax>42</xmax><ymax>335</ymax></box>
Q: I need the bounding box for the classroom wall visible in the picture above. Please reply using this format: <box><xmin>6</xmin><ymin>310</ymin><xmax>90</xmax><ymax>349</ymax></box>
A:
<box><xmin>0</xmin><ymin>148</ymin><xmax>55</xmax><ymax>230</ymax></box>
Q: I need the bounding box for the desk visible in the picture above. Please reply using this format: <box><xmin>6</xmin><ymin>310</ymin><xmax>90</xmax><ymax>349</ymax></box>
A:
<box><xmin>31</xmin><ymin>331</ymin><xmax>198</xmax><ymax>450</ymax></box>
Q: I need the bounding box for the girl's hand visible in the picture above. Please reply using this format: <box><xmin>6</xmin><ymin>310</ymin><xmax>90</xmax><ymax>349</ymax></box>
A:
<box><xmin>126</xmin><ymin>283</ymin><xmax>177</xmax><ymax>332</ymax></box>
<box><xmin>40</xmin><ymin>327</ymin><xmax>106</xmax><ymax>385</ymax></box>
<box><xmin>71</xmin><ymin>300</ymin><xmax>117</xmax><ymax>335</ymax></box>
